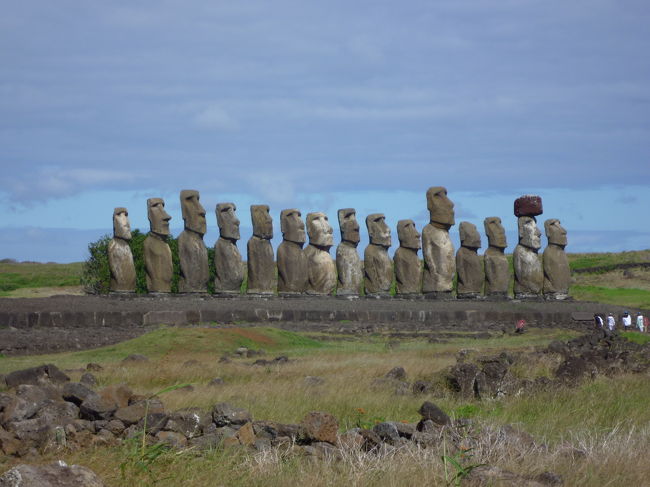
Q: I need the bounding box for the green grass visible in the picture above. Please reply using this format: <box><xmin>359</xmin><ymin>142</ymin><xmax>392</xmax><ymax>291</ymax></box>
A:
<box><xmin>621</xmin><ymin>331</ymin><xmax>650</xmax><ymax>345</ymax></box>
<box><xmin>569</xmin><ymin>250</ymin><xmax>650</xmax><ymax>271</ymax></box>
<box><xmin>0</xmin><ymin>261</ymin><xmax>82</xmax><ymax>296</ymax></box>
<box><xmin>572</xmin><ymin>285</ymin><xmax>650</xmax><ymax>310</ymax></box>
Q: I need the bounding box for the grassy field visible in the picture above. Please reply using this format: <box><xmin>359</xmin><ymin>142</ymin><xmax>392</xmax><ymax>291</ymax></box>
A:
<box><xmin>0</xmin><ymin>261</ymin><xmax>83</xmax><ymax>297</ymax></box>
<box><xmin>1</xmin><ymin>326</ymin><xmax>649</xmax><ymax>486</ymax></box>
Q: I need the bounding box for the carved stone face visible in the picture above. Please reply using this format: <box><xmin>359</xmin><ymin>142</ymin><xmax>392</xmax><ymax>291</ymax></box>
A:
<box><xmin>280</xmin><ymin>209</ymin><xmax>306</xmax><ymax>244</ymax></box>
<box><xmin>484</xmin><ymin>216</ymin><xmax>507</xmax><ymax>249</ymax></box>
<box><xmin>366</xmin><ymin>213</ymin><xmax>391</xmax><ymax>247</ymax></box>
<box><xmin>251</xmin><ymin>205</ymin><xmax>273</xmax><ymax>239</ymax></box>
<box><xmin>216</xmin><ymin>202</ymin><xmax>240</xmax><ymax>240</ymax></box>
<box><xmin>544</xmin><ymin>218</ymin><xmax>567</xmax><ymax>247</ymax></box>
<box><xmin>147</xmin><ymin>198</ymin><xmax>171</xmax><ymax>236</ymax></box>
<box><xmin>113</xmin><ymin>207</ymin><xmax>132</xmax><ymax>240</ymax></box>
<box><xmin>518</xmin><ymin>216</ymin><xmax>542</xmax><ymax>250</ymax></box>
<box><xmin>426</xmin><ymin>186</ymin><xmax>455</xmax><ymax>226</ymax></box>
<box><xmin>397</xmin><ymin>219</ymin><xmax>420</xmax><ymax>250</ymax></box>
<box><xmin>459</xmin><ymin>221</ymin><xmax>481</xmax><ymax>249</ymax></box>
<box><xmin>338</xmin><ymin>208</ymin><xmax>360</xmax><ymax>245</ymax></box>
<box><xmin>307</xmin><ymin>212</ymin><xmax>334</xmax><ymax>247</ymax></box>
<box><xmin>180</xmin><ymin>189</ymin><xmax>207</xmax><ymax>235</ymax></box>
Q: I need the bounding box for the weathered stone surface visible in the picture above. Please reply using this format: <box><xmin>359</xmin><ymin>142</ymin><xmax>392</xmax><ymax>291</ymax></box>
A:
<box><xmin>372</xmin><ymin>422</ymin><xmax>400</xmax><ymax>443</ymax></box>
<box><xmin>0</xmin><ymin>427</ymin><xmax>20</xmax><ymax>456</ymax></box>
<box><xmin>178</xmin><ymin>190</ymin><xmax>208</xmax><ymax>293</ymax></box>
<box><xmin>543</xmin><ymin>219</ymin><xmax>570</xmax><ymax>299</ymax></box>
<box><xmin>62</xmin><ymin>383</ymin><xmax>95</xmax><ymax>406</ymax></box>
<box><xmin>385</xmin><ymin>366</ymin><xmax>407</xmax><ymax>381</ymax></box>
<box><xmin>234</xmin><ymin>421</ymin><xmax>256</xmax><ymax>446</ymax></box>
<box><xmin>214</xmin><ymin>202</ymin><xmax>244</xmax><ymax>293</ymax></box>
<box><xmin>448</xmin><ymin>363</ymin><xmax>480</xmax><ymax>399</ymax></box>
<box><xmin>336</xmin><ymin>209</ymin><xmax>363</xmax><ymax>296</ymax></box>
<box><xmin>212</xmin><ymin>403</ymin><xmax>252</xmax><ymax>427</ymax></box>
<box><xmin>456</xmin><ymin>222</ymin><xmax>484</xmax><ymax>298</ymax></box>
<box><xmin>0</xmin><ymin>463</ymin><xmax>105</xmax><ymax>487</ymax></box>
<box><xmin>300</xmin><ymin>411</ymin><xmax>338</xmax><ymax>444</ymax></box>
<box><xmin>156</xmin><ymin>430</ymin><xmax>188</xmax><ymax>449</ymax></box>
<box><xmin>5</xmin><ymin>364</ymin><xmax>69</xmax><ymax>389</ymax></box>
<box><xmin>394</xmin><ymin>219</ymin><xmax>422</xmax><ymax>295</ymax></box>
<box><xmin>108</xmin><ymin>207</ymin><xmax>136</xmax><ymax>293</ymax></box>
<box><xmin>79</xmin><ymin>396</ymin><xmax>116</xmax><ymax>421</ymax></box>
<box><xmin>277</xmin><ymin>209</ymin><xmax>308</xmax><ymax>294</ymax></box>
<box><xmin>305</xmin><ymin>212</ymin><xmax>336</xmax><ymax>295</ymax></box>
<box><xmin>364</xmin><ymin>214</ymin><xmax>393</xmax><ymax>296</ymax></box>
<box><xmin>514</xmin><ymin>194</ymin><xmax>543</xmax><ymax>217</ymax></box>
<box><xmin>418</xmin><ymin>401</ymin><xmax>450</xmax><ymax>425</ymax></box>
<box><xmin>484</xmin><ymin>216</ymin><xmax>509</xmax><ymax>296</ymax></box>
<box><xmin>99</xmin><ymin>384</ymin><xmax>132</xmax><ymax>409</ymax></box>
<box><xmin>514</xmin><ymin>216</ymin><xmax>543</xmax><ymax>298</ymax></box>
<box><xmin>247</xmin><ymin>205</ymin><xmax>275</xmax><ymax>294</ymax></box>
<box><xmin>422</xmin><ymin>187</ymin><xmax>455</xmax><ymax>295</ymax></box>
<box><xmin>166</xmin><ymin>407</ymin><xmax>212</xmax><ymax>438</ymax></box>
<box><xmin>144</xmin><ymin>198</ymin><xmax>173</xmax><ymax>293</ymax></box>
<box><xmin>113</xmin><ymin>403</ymin><xmax>147</xmax><ymax>426</ymax></box>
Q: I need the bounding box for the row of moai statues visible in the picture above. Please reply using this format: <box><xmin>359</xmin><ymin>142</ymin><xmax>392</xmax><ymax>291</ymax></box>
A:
<box><xmin>107</xmin><ymin>189</ymin><xmax>570</xmax><ymax>300</ymax></box>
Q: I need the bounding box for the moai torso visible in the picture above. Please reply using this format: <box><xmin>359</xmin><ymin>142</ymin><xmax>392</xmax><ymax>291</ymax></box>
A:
<box><xmin>144</xmin><ymin>198</ymin><xmax>173</xmax><ymax>293</ymax></box>
<box><xmin>364</xmin><ymin>213</ymin><xmax>393</xmax><ymax>296</ymax></box>
<box><xmin>214</xmin><ymin>203</ymin><xmax>243</xmax><ymax>293</ymax></box>
<box><xmin>543</xmin><ymin>219</ymin><xmax>570</xmax><ymax>299</ymax></box>
<box><xmin>513</xmin><ymin>213</ymin><xmax>543</xmax><ymax>298</ymax></box>
<box><xmin>336</xmin><ymin>209</ymin><xmax>363</xmax><ymax>296</ymax></box>
<box><xmin>305</xmin><ymin>212</ymin><xmax>336</xmax><ymax>295</ymax></box>
<box><xmin>394</xmin><ymin>219</ymin><xmax>421</xmax><ymax>295</ymax></box>
<box><xmin>456</xmin><ymin>221</ymin><xmax>484</xmax><ymax>298</ymax></box>
<box><xmin>144</xmin><ymin>233</ymin><xmax>173</xmax><ymax>293</ymax></box>
<box><xmin>422</xmin><ymin>187</ymin><xmax>455</xmax><ymax>296</ymax></box>
<box><xmin>178</xmin><ymin>190</ymin><xmax>208</xmax><ymax>293</ymax></box>
<box><xmin>483</xmin><ymin>217</ymin><xmax>509</xmax><ymax>297</ymax></box>
<box><xmin>277</xmin><ymin>209</ymin><xmax>308</xmax><ymax>294</ymax></box>
<box><xmin>247</xmin><ymin>205</ymin><xmax>275</xmax><ymax>294</ymax></box>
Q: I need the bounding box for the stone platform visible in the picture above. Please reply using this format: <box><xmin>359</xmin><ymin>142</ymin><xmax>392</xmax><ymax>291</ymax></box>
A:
<box><xmin>0</xmin><ymin>295</ymin><xmax>629</xmax><ymax>332</ymax></box>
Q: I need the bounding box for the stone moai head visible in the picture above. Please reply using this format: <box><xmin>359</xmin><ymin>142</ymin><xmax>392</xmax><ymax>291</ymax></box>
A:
<box><xmin>338</xmin><ymin>208</ymin><xmax>360</xmax><ymax>245</ymax></box>
<box><xmin>484</xmin><ymin>217</ymin><xmax>507</xmax><ymax>249</ymax></box>
<box><xmin>518</xmin><ymin>216</ymin><xmax>542</xmax><ymax>250</ymax></box>
<box><xmin>251</xmin><ymin>205</ymin><xmax>273</xmax><ymax>239</ymax></box>
<box><xmin>426</xmin><ymin>186</ymin><xmax>455</xmax><ymax>227</ymax></box>
<box><xmin>147</xmin><ymin>198</ymin><xmax>171</xmax><ymax>237</ymax></box>
<box><xmin>180</xmin><ymin>189</ymin><xmax>207</xmax><ymax>236</ymax></box>
<box><xmin>216</xmin><ymin>202</ymin><xmax>240</xmax><ymax>241</ymax></box>
<box><xmin>280</xmin><ymin>209</ymin><xmax>306</xmax><ymax>244</ymax></box>
<box><xmin>307</xmin><ymin>212</ymin><xmax>334</xmax><ymax>248</ymax></box>
<box><xmin>459</xmin><ymin>221</ymin><xmax>481</xmax><ymax>250</ymax></box>
<box><xmin>397</xmin><ymin>219</ymin><xmax>420</xmax><ymax>250</ymax></box>
<box><xmin>113</xmin><ymin>207</ymin><xmax>132</xmax><ymax>240</ymax></box>
<box><xmin>545</xmin><ymin>218</ymin><xmax>567</xmax><ymax>247</ymax></box>
<box><xmin>366</xmin><ymin>213</ymin><xmax>391</xmax><ymax>248</ymax></box>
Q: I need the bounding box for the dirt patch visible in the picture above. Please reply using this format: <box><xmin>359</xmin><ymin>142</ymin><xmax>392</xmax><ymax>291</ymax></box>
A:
<box><xmin>222</xmin><ymin>328</ymin><xmax>277</xmax><ymax>345</ymax></box>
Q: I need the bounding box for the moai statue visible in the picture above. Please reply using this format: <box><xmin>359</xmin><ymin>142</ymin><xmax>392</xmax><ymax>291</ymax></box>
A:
<box><xmin>483</xmin><ymin>217</ymin><xmax>510</xmax><ymax>298</ymax></box>
<box><xmin>364</xmin><ymin>213</ymin><xmax>393</xmax><ymax>296</ymax></box>
<box><xmin>214</xmin><ymin>203</ymin><xmax>243</xmax><ymax>294</ymax></box>
<box><xmin>543</xmin><ymin>218</ymin><xmax>570</xmax><ymax>300</ymax></box>
<box><xmin>143</xmin><ymin>198</ymin><xmax>173</xmax><ymax>293</ymax></box>
<box><xmin>422</xmin><ymin>186</ymin><xmax>455</xmax><ymax>299</ymax></box>
<box><xmin>247</xmin><ymin>205</ymin><xmax>275</xmax><ymax>294</ymax></box>
<box><xmin>336</xmin><ymin>208</ymin><xmax>363</xmax><ymax>297</ymax></box>
<box><xmin>456</xmin><ymin>222</ymin><xmax>484</xmax><ymax>299</ymax></box>
<box><xmin>108</xmin><ymin>207</ymin><xmax>136</xmax><ymax>292</ymax></box>
<box><xmin>277</xmin><ymin>209</ymin><xmax>308</xmax><ymax>295</ymax></box>
<box><xmin>304</xmin><ymin>212</ymin><xmax>336</xmax><ymax>295</ymax></box>
<box><xmin>513</xmin><ymin>195</ymin><xmax>543</xmax><ymax>299</ymax></box>
<box><xmin>394</xmin><ymin>219</ymin><xmax>422</xmax><ymax>296</ymax></box>
<box><xmin>177</xmin><ymin>190</ymin><xmax>209</xmax><ymax>293</ymax></box>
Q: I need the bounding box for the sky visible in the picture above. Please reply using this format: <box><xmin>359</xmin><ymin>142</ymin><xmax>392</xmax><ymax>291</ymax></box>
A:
<box><xmin>1</xmin><ymin>1</ymin><xmax>649</xmax><ymax>262</ymax></box>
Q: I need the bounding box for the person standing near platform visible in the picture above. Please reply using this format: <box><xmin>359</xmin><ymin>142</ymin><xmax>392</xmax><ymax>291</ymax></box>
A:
<box><xmin>607</xmin><ymin>313</ymin><xmax>616</xmax><ymax>331</ymax></box>
<box><xmin>637</xmin><ymin>312</ymin><xmax>645</xmax><ymax>333</ymax></box>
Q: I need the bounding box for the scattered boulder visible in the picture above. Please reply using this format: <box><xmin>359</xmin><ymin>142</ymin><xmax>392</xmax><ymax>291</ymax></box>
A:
<box><xmin>418</xmin><ymin>401</ymin><xmax>450</xmax><ymax>426</ymax></box>
<box><xmin>372</xmin><ymin>422</ymin><xmax>400</xmax><ymax>444</ymax></box>
<box><xmin>207</xmin><ymin>377</ymin><xmax>224</xmax><ymax>387</ymax></box>
<box><xmin>166</xmin><ymin>407</ymin><xmax>212</xmax><ymax>439</ymax></box>
<box><xmin>121</xmin><ymin>354</ymin><xmax>148</xmax><ymax>363</ymax></box>
<box><xmin>0</xmin><ymin>462</ymin><xmax>105</xmax><ymax>487</ymax></box>
<box><xmin>80</xmin><ymin>373</ymin><xmax>97</xmax><ymax>388</ymax></box>
<box><xmin>212</xmin><ymin>403</ymin><xmax>252</xmax><ymax>427</ymax></box>
<box><xmin>384</xmin><ymin>366</ymin><xmax>407</xmax><ymax>381</ymax></box>
<box><xmin>4</xmin><ymin>364</ymin><xmax>70</xmax><ymax>388</ymax></box>
<box><xmin>62</xmin><ymin>383</ymin><xmax>96</xmax><ymax>406</ymax></box>
<box><xmin>86</xmin><ymin>363</ymin><xmax>103</xmax><ymax>372</ymax></box>
<box><xmin>299</xmin><ymin>411</ymin><xmax>338</xmax><ymax>444</ymax></box>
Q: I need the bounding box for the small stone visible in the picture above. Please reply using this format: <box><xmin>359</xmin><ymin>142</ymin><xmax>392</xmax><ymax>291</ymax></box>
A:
<box><xmin>166</xmin><ymin>407</ymin><xmax>211</xmax><ymax>438</ymax></box>
<box><xmin>4</xmin><ymin>364</ymin><xmax>70</xmax><ymax>388</ymax></box>
<box><xmin>62</xmin><ymin>382</ymin><xmax>96</xmax><ymax>406</ymax></box>
<box><xmin>235</xmin><ymin>422</ymin><xmax>256</xmax><ymax>446</ymax></box>
<box><xmin>303</xmin><ymin>376</ymin><xmax>325</xmax><ymax>386</ymax></box>
<box><xmin>80</xmin><ymin>373</ymin><xmax>97</xmax><ymax>388</ymax></box>
<box><xmin>86</xmin><ymin>363</ymin><xmax>103</xmax><ymax>372</ymax></box>
<box><xmin>358</xmin><ymin>429</ymin><xmax>382</xmax><ymax>452</ymax></box>
<box><xmin>372</xmin><ymin>422</ymin><xmax>400</xmax><ymax>443</ymax></box>
<box><xmin>208</xmin><ymin>377</ymin><xmax>224</xmax><ymax>387</ymax></box>
<box><xmin>156</xmin><ymin>430</ymin><xmax>188</xmax><ymax>449</ymax></box>
<box><xmin>212</xmin><ymin>403</ymin><xmax>252</xmax><ymax>427</ymax></box>
<box><xmin>121</xmin><ymin>354</ymin><xmax>148</xmax><ymax>363</ymax></box>
<box><xmin>384</xmin><ymin>367</ymin><xmax>407</xmax><ymax>381</ymax></box>
<box><xmin>0</xmin><ymin>463</ymin><xmax>105</xmax><ymax>487</ymax></box>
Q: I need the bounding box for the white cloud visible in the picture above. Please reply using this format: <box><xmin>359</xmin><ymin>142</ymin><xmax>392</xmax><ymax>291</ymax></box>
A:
<box><xmin>193</xmin><ymin>105</ymin><xmax>239</xmax><ymax>131</ymax></box>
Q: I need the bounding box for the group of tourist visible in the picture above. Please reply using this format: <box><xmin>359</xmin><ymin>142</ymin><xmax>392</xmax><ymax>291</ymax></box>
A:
<box><xmin>595</xmin><ymin>312</ymin><xmax>648</xmax><ymax>332</ymax></box>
